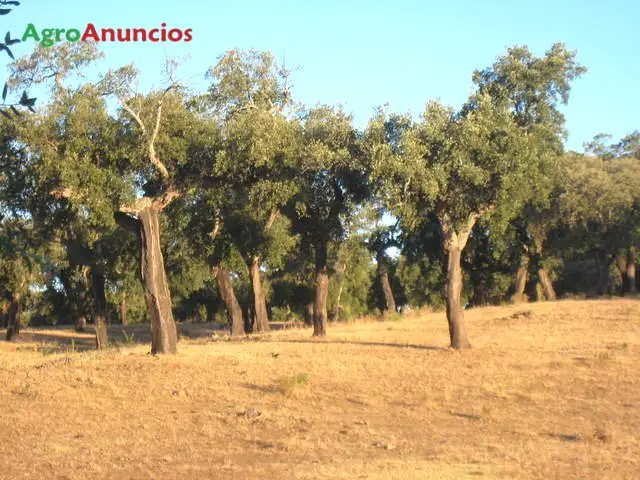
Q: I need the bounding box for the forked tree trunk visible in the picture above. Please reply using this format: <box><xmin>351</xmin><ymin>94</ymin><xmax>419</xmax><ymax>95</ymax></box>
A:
<box><xmin>5</xmin><ymin>292</ymin><xmax>22</xmax><ymax>342</ymax></box>
<box><xmin>511</xmin><ymin>253</ymin><xmax>529</xmax><ymax>303</ymax></box>
<box><xmin>215</xmin><ymin>267</ymin><xmax>245</xmax><ymax>337</ymax></box>
<box><xmin>313</xmin><ymin>242</ymin><xmax>329</xmax><ymax>337</ymax></box>
<box><xmin>91</xmin><ymin>271</ymin><xmax>109</xmax><ymax>350</ymax></box>
<box><xmin>250</xmin><ymin>256</ymin><xmax>270</xmax><ymax>332</ymax></box>
<box><xmin>627</xmin><ymin>246</ymin><xmax>636</xmax><ymax>294</ymax></box>
<box><xmin>120</xmin><ymin>292</ymin><xmax>127</xmax><ymax>326</ymax></box>
<box><xmin>440</xmin><ymin>214</ymin><xmax>476</xmax><ymax>349</ymax></box>
<box><xmin>377</xmin><ymin>255</ymin><xmax>396</xmax><ymax>315</ymax></box>
<box><xmin>138</xmin><ymin>207</ymin><xmax>178</xmax><ymax>354</ymax></box>
<box><xmin>537</xmin><ymin>267</ymin><xmax>556</xmax><ymax>301</ymax></box>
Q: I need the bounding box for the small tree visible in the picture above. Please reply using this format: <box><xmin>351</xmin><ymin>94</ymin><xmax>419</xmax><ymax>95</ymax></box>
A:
<box><xmin>370</xmin><ymin>44</ymin><xmax>584</xmax><ymax>348</ymax></box>
<box><xmin>286</xmin><ymin>106</ymin><xmax>369</xmax><ymax>336</ymax></box>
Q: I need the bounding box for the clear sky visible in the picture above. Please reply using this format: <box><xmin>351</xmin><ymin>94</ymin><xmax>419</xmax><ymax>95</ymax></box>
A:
<box><xmin>6</xmin><ymin>0</ymin><xmax>640</xmax><ymax>151</ymax></box>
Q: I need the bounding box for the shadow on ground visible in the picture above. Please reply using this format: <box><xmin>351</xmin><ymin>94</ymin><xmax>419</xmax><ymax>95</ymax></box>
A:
<box><xmin>1</xmin><ymin>321</ymin><xmax>442</xmax><ymax>354</ymax></box>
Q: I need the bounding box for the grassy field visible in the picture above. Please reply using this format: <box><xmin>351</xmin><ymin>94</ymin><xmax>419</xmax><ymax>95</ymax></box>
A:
<box><xmin>1</xmin><ymin>299</ymin><xmax>639</xmax><ymax>479</ymax></box>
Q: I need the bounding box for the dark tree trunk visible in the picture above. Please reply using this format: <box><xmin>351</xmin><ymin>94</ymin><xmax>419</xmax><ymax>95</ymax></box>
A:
<box><xmin>120</xmin><ymin>292</ymin><xmax>127</xmax><ymax>326</ymax></box>
<box><xmin>91</xmin><ymin>271</ymin><xmax>109</xmax><ymax>350</ymax></box>
<box><xmin>445</xmin><ymin>246</ymin><xmax>471</xmax><ymax>349</ymax></box>
<box><xmin>75</xmin><ymin>270</ymin><xmax>89</xmax><ymax>332</ymax></box>
<box><xmin>313</xmin><ymin>242</ymin><xmax>329</xmax><ymax>337</ymax></box>
<box><xmin>377</xmin><ymin>254</ymin><xmax>396</xmax><ymax>315</ymax></box>
<box><xmin>5</xmin><ymin>292</ymin><xmax>22</xmax><ymax>342</ymax></box>
<box><xmin>537</xmin><ymin>267</ymin><xmax>556</xmax><ymax>301</ymax></box>
<box><xmin>75</xmin><ymin>316</ymin><xmax>87</xmax><ymax>332</ymax></box>
<box><xmin>138</xmin><ymin>207</ymin><xmax>178</xmax><ymax>354</ymax></box>
<box><xmin>304</xmin><ymin>302</ymin><xmax>314</xmax><ymax>326</ymax></box>
<box><xmin>627</xmin><ymin>246</ymin><xmax>636</xmax><ymax>294</ymax></box>
<box><xmin>595</xmin><ymin>250</ymin><xmax>611</xmax><ymax>296</ymax></box>
<box><xmin>215</xmin><ymin>267</ymin><xmax>245</xmax><ymax>337</ymax></box>
<box><xmin>242</xmin><ymin>303</ymin><xmax>253</xmax><ymax>333</ymax></box>
<box><xmin>511</xmin><ymin>253</ymin><xmax>529</xmax><ymax>303</ymax></box>
<box><xmin>250</xmin><ymin>256</ymin><xmax>270</xmax><ymax>332</ymax></box>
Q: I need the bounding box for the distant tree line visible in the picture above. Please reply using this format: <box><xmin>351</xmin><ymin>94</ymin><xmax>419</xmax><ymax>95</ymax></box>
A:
<box><xmin>1</xmin><ymin>38</ymin><xmax>638</xmax><ymax>352</ymax></box>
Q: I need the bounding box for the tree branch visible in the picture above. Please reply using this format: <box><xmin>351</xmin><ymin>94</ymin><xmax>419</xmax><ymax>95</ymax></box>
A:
<box><xmin>120</xmin><ymin>100</ymin><xmax>146</xmax><ymax>135</ymax></box>
<box><xmin>265</xmin><ymin>209</ymin><xmax>279</xmax><ymax>231</ymax></box>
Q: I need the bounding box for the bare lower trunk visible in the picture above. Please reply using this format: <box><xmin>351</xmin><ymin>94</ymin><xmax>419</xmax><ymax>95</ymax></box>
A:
<box><xmin>250</xmin><ymin>256</ymin><xmax>270</xmax><ymax>332</ymax></box>
<box><xmin>445</xmin><ymin>247</ymin><xmax>471</xmax><ymax>349</ymax></box>
<box><xmin>304</xmin><ymin>303</ymin><xmax>314</xmax><ymax>326</ymax></box>
<box><xmin>120</xmin><ymin>292</ymin><xmax>127</xmax><ymax>326</ymax></box>
<box><xmin>5</xmin><ymin>293</ymin><xmax>22</xmax><ymax>342</ymax></box>
<box><xmin>215</xmin><ymin>267</ymin><xmax>245</xmax><ymax>337</ymax></box>
<box><xmin>511</xmin><ymin>253</ymin><xmax>529</xmax><ymax>303</ymax></box>
<box><xmin>377</xmin><ymin>255</ymin><xmax>396</xmax><ymax>315</ymax></box>
<box><xmin>313</xmin><ymin>243</ymin><xmax>329</xmax><ymax>337</ymax></box>
<box><xmin>75</xmin><ymin>315</ymin><xmax>87</xmax><ymax>332</ymax></box>
<box><xmin>537</xmin><ymin>267</ymin><xmax>556</xmax><ymax>301</ymax></box>
<box><xmin>138</xmin><ymin>207</ymin><xmax>178</xmax><ymax>354</ymax></box>
<box><xmin>91</xmin><ymin>271</ymin><xmax>109</xmax><ymax>350</ymax></box>
<box><xmin>627</xmin><ymin>246</ymin><xmax>636</xmax><ymax>294</ymax></box>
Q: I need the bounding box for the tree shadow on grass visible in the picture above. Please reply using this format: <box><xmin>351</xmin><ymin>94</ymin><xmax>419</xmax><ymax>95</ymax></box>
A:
<box><xmin>2</xmin><ymin>322</ymin><xmax>228</xmax><ymax>353</ymax></box>
<box><xmin>264</xmin><ymin>338</ymin><xmax>443</xmax><ymax>351</ymax></box>
<box><xmin>3</xmin><ymin>324</ymin><xmax>443</xmax><ymax>353</ymax></box>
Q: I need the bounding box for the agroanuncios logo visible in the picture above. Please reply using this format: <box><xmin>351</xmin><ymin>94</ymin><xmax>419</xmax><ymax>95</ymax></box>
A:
<box><xmin>22</xmin><ymin>22</ymin><xmax>193</xmax><ymax>47</ymax></box>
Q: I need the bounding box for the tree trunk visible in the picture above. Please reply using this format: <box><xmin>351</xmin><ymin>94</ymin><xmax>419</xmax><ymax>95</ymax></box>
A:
<box><xmin>120</xmin><ymin>292</ymin><xmax>127</xmax><ymax>326</ymax></box>
<box><xmin>250</xmin><ymin>256</ymin><xmax>270</xmax><ymax>332</ymax></box>
<box><xmin>331</xmin><ymin>263</ymin><xmax>346</xmax><ymax>321</ymax></box>
<box><xmin>445</xmin><ymin>246</ymin><xmax>471</xmax><ymax>349</ymax></box>
<box><xmin>138</xmin><ymin>207</ymin><xmax>178</xmax><ymax>354</ymax></box>
<box><xmin>215</xmin><ymin>267</ymin><xmax>245</xmax><ymax>337</ymax></box>
<box><xmin>304</xmin><ymin>302</ymin><xmax>314</xmax><ymax>326</ymax></box>
<box><xmin>91</xmin><ymin>271</ymin><xmax>109</xmax><ymax>350</ymax></box>
<box><xmin>75</xmin><ymin>271</ymin><xmax>88</xmax><ymax>332</ymax></box>
<box><xmin>537</xmin><ymin>267</ymin><xmax>556</xmax><ymax>301</ymax></box>
<box><xmin>511</xmin><ymin>253</ymin><xmax>529</xmax><ymax>303</ymax></box>
<box><xmin>75</xmin><ymin>315</ymin><xmax>87</xmax><ymax>332</ymax></box>
<box><xmin>5</xmin><ymin>292</ymin><xmax>22</xmax><ymax>342</ymax></box>
<box><xmin>377</xmin><ymin>254</ymin><xmax>396</xmax><ymax>315</ymax></box>
<box><xmin>313</xmin><ymin>242</ymin><xmax>329</xmax><ymax>337</ymax></box>
<box><xmin>440</xmin><ymin>213</ymin><xmax>476</xmax><ymax>349</ymax></box>
<box><xmin>627</xmin><ymin>246</ymin><xmax>636</xmax><ymax>294</ymax></box>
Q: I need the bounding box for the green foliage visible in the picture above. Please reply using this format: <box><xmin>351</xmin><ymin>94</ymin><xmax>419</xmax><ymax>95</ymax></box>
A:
<box><xmin>1</xmin><ymin>41</ymin><xmax>638</xmax><ymax>335</ymax></box>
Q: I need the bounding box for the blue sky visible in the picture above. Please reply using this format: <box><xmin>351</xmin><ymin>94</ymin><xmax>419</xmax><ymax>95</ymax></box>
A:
<box><xmin>6</xmin><ymin>0</ymin><xmax>640</xmax><ymax>151</ymax></box>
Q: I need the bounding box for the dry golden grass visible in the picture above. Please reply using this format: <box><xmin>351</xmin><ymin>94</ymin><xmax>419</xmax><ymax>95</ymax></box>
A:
<box><xmin>1</xmin><ymin>298</ymin><xmax>639</xmax><ymax>479</ymax></box>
